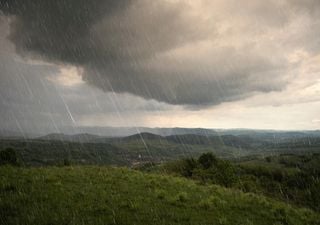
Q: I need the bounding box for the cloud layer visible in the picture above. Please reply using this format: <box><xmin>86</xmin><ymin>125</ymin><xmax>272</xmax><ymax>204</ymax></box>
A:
<box><xmin>1</xmin><ymin>0</ymin><xmax>320</xmax><ymax>107</ymax></box>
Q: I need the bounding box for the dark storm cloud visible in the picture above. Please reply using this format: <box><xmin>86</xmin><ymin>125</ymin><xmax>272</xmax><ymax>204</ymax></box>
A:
<box><xmin>0</xmin><ymin>16</ymin><xmax>172</xmax><ymax>134</ymax></box>
<box><xmin>0</xmin><ymin>0</ymin><xmax>204</xmax><ymax>64</ymax></box>
<box><xmin>1</xmin><ymin>0</ymin><xmax>319</xmax><ymax>106</ymax></box>
<box><xmin>0</xmin><ymin>0</ymin><xmax>134</xmax><ymax>63</ymax></box>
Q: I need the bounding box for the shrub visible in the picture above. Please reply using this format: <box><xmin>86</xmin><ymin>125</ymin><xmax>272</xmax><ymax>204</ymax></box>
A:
<box><xmin>181</xmin><ymin>158</ymin><xmax>198</xmax><ymax>177</ymax></box>
<box><xmin>0</xmin><ymin>148</ymin><xmax>19</xmax><ymax>166</ymax></box>
<box><xmin>63</xmin><ymin>158</ymin><xmax>71</xmax><ymax>166</ymax></box>
<box><xmin>266</xmin><ymin>156</ymin><xmax>272</xmax><ymax>163</ymax></box>
<box><xmin>198</xmin><ymin>153</ymin><xmax>217</xmax><ymax>169</ymax></box>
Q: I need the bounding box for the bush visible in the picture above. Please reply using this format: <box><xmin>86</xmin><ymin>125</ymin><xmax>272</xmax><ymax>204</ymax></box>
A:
<box><xmin>266</xmin><ymin>156</ymin><xmax>272</xmax><ymax>163</ymax></box>
<box><xmin>63</xmin><ymin>159</ymin><xmax>71</xmax><ymax>166</ymax></box>
<box><xmin>215</xmin><ymin>161</ymin><xmax>237</xmax><ymax>187</ymax></box>
<box><xmin>198</xmin><ymin>153</ymin><xmax>217</xmax><ymax>169</ymax></box>
<box><xmin>0</xmin><ymin>148</ymin><xmax>19</xmax><ymax>166</ymax></box>
<box><xmin>181</xmin><ymin>158</ymin><xmax>198</xmax><ymax>177</ymax></box>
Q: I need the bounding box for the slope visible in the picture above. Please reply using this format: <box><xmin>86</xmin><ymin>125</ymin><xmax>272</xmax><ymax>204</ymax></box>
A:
<box><xmin>0</xmin><ymin>166</ymin><xmax>319</xmax><ymax>225</ymax></box>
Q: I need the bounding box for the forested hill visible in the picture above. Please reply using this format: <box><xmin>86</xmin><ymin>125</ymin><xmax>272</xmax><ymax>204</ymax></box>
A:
<box><xmin>1</xmin><ymin>132</ymin><xmax>320</xmax><ymax>166</ymax></box>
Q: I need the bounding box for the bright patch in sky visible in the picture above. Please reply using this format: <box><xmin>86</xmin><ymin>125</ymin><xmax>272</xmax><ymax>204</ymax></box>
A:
<box><xmin>48</xmin><ymin>66</ymin><xmax>84</xmax><ymax>87</ymax></box>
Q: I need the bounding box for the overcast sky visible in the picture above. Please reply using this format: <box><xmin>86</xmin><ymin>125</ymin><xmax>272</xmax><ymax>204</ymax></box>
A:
<box><xmin>0</xmin><ymin>0</ymin><xmax>320</xmax><ymax>134</ymax></box>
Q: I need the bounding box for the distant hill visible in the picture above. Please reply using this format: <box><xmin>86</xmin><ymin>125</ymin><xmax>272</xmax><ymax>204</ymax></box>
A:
<box><xmin>36</xmin><ymin>131</ymin><xmax>320</xmax><ymax>152</ymax></box>
<box><xmin>2</xmin><ymin>130</ymin><xmax>320</xmax><ymax>167</ymax></box>
<box><xmin>2</xmin><ymin>132</ymin><xmax>256</xmax><ymax>166</ymax></box>
<box><xmin>2</xmin><ymin>126</ymin><xmax>320</xmax><ymax>140</ymax></box>
<box><xmin>120</xmin><ymin>132</ymin><xmax>166</xmax><ymax>142</ymax></box>
<box><xmin>166</xmin><ymin>134</ymin><xmax>254</xmax><ymax>149</ymax></box>
<box><xmin>37</xmin><ymin>133</ymin><xmax>102</xmax><ymax>143</ymax></box>
<box><xmin>37</xmin><ymin>132</ymin><xmax>257</xmax><ymax>150</ymax></box>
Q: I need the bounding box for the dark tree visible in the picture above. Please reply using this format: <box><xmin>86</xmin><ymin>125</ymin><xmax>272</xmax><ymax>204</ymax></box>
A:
<box><xmin>198</xmin><ymin>153</ymin><xmax>217</xmax><ymax>169</ymax></box>
<box><xmin>181</xmin><ymin>158</ymin><xmax>197</xmax><ymax>177</ymax></box>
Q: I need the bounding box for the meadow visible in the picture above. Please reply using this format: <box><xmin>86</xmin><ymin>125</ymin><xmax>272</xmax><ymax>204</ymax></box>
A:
<box><xmin>1</xmin><ymin>165</ymin><xmax>319</xmax><ymax>225</ymax></box>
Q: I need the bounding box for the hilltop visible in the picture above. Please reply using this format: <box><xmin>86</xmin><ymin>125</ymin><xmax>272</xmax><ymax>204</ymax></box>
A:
<box><xmin>2</xmin><ymin>127</ymin><xmax>320</xmax><ymax>140</ymax></box>
<box><xmin>38</xmin><ymin>133</ymin><xmax>103</xmax><ymax>143</ymax></box>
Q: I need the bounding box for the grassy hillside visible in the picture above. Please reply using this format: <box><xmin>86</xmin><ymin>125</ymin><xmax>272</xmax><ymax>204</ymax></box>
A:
<box><xmin>1</xmin><ymin>166</ymin><xmax>319</xmax><ymax>225</ymax></box>
<box><xmin>154</xmin><ymin>153</ymin><xmax>320</xmax><ymax>211</ymax></box>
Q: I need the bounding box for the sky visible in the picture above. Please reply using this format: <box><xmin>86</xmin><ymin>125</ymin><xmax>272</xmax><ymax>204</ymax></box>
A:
<box><xmin>0</xmin><ymin>0</ymin><xmax>320</xmax><ymax>134</ymax></box>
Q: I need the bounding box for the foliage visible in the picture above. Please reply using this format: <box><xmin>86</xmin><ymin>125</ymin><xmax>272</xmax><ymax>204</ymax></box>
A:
<box><xmin>198</xmin><ymin>152</ymin><xmax>218</xmax><ymax>169</ymax></box>
<box><xmin>0</xmin><ymin>138</ymin><xmax>242</xmax><ymax>167</ymax></box>
<box><xmin>0</xmin><ymin>148</ymin><xmax>19</xmax><ymax>166</ymax></box>
<box><xmin>162</xmin><ymin>152</ymin><xmax>320</xmax><ymax>211</ymax></box>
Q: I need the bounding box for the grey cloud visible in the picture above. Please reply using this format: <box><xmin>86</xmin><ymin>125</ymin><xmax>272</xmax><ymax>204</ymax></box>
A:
<box><xmin>0</xmin><ymin>51</ymin><xmax>170</xmax><ymax>134</ymax></box>
<box><xmin>0</xmin><ymin>0</ymin><xmax>134</xmax><ymax>63</ymax></box>
<box><xmin>1</xmin><ymin>0</ymin><xmax>319</xmax><ymax>107</ymax></box>
<box><xmin>0</xmin><ymin>17</ymin><xmax>172</xmax><ymax>134</ymax></box>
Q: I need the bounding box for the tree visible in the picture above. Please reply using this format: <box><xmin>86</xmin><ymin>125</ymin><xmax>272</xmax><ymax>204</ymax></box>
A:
<box><xmin>181</xmin><ymin>158</ymin><xmax>197</xmax><ymax>177</ymax></box>
<box><xmin>198</xmin><ymin>153</ymin><xmax>217</xmax><ymax>169</ymax></box>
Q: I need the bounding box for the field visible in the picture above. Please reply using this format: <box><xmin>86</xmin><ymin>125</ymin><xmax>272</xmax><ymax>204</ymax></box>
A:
<box><xmin>1</xmin><ymin>166</ymin><xmax>319</xmax><ymax>225</ymax></box>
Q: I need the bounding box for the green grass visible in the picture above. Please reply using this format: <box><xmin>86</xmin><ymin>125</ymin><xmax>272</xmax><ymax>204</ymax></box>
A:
<box><xmin>0</xmin><ymin>166</ymin><xmax>319</xmax><ymax>225</ymax></box>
